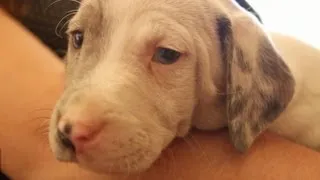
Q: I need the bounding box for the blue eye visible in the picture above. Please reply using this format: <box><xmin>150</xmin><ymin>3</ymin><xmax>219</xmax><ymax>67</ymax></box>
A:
<box><xmin>71</xmin><ymin>30</ymin><xmax>84</xmax><ymax>49</ymax></box>
<box><xmin>153</xmin><ymin>47</ymin><xmax>181</xmax><ymax>64</ymax></box>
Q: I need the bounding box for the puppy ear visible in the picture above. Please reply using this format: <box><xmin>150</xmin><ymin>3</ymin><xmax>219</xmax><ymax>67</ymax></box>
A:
<box><xmin>216</xmin><ymin>10</ymin><xmax>295</xmax><ymax>152</ymax></box>
<box><xmin>234</xmin><ymin>0</ymin><xmax>262</xmax><ymax>23</ymax></box>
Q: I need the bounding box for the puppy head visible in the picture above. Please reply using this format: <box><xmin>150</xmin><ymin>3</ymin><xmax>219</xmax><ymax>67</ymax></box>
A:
<box><xmin>49</xmin><ymin>0</ymin><xmax>199</xmax><ymax>174</ymax></box>
<box><xmin>48</xmin><ymin>0</ymin><xmax>295</xmax><ymax>174</ymax></box>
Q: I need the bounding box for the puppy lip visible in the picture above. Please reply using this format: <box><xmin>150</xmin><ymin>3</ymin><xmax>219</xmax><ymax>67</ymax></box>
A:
<box><xmin>56</xmin><ymin>152</ymin><xmax>78</xmax><ymax>163</ymax></box>
<box><xmin>53</xmin><ymin>135</ymin><xmax>78</xmax><ymax>163</ymax></box>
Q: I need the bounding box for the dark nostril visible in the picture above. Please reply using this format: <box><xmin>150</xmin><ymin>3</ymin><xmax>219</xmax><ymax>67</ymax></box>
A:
<box><xmin>64</xmin><ymin>123</ymin><xmax>72</xmax><ymax>135</ymax></box>
<box><xmin>57</xmin><ymin>129</ymin><xmax>75</xmax><ymax>152</ymax></box>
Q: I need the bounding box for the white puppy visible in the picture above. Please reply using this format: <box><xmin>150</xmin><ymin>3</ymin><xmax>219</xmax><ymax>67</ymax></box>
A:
<box><xmin>48</xmin><ymin>0</ymin><xmax>320</xmax><ymax>175</ymax></box>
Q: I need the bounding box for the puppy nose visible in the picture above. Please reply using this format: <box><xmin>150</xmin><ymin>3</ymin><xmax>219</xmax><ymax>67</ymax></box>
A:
<box><xmin>58</xmin><ymin>120</ymin><xmax>103</xmax><ymax>153</ymax></box>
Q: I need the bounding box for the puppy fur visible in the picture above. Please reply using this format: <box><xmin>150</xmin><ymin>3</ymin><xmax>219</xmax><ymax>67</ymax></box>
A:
<box><xmin>48</xmin><ymin>0</ymin><xmax>320</xmax><ymax>174</ymax></box>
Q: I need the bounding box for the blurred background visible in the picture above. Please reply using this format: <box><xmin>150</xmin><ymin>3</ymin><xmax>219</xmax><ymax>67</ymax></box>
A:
<box><xmin>250</xmin><ymin>0</ymin><xmax>320</xmax><ymax>48</ymax></box>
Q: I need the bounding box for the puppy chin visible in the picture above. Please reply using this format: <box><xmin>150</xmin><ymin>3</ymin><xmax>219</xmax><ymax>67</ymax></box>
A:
<box><xmin>55</xmin><ymin>150</ymin><xmax>78</xmax><ymax>163</ymax></box>
<box><xmin>51</xmin><ymin>143</ymin><xmax>78</xmax><ymax>163</ymax></box>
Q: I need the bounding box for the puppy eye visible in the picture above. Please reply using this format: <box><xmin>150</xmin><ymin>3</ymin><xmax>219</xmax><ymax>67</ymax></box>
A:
<box><xmin>71</xmin><ymin>30</ymin><xmax>84</xmax><ymax>49</ymax></box>
<box><xmin>153</xmin><ymin>47</ymin><xmax>181</xmax><ymax>64</ymax></box>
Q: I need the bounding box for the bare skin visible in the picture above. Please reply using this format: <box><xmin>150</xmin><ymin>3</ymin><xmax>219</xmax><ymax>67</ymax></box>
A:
<box><xmin>1</xmin><ymin>8</ymin><xmax>320</xmax><ymax>180</ymax></box>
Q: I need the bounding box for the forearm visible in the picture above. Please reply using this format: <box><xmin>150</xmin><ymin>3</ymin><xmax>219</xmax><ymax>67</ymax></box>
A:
<box><xmin>0</xmin><ymin>8</ymin><xmax>65</xmax><ymax>178</ymax></box>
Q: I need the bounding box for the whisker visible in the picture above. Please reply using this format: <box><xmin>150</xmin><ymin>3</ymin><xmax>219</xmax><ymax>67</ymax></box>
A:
<box><xmin>161</xmin><ymin>151</ymin><xmax>170</xmax><ymax>176</ymax></box>
<box><xmin>31</xmin><ymin>116</ymin><xmax>50</xmax><ymax>121</ymax></box>
<box><xmin>32</xmin><ymin>116</ymin><xmax>50</xmax><ymax>128</ymax></box>
<box><xmin>182</xmin><ymin>136</ymin><xmax>200</xmax><ymax>154</ymax></box>
<box><xmin>38</xmin><ymin>127</ymin><xmax>49</xmax><ymax>139</ymax></box>
<box><xmin>126</xmin><ymin>158</ymin><xmax>130</xmax><ymax>178</ymax></box>
<box><xmin>64</xmin><ymin>9</ymin><xmax>79</xmax><ymax>16</ymax></box>
<box><xmin>135</xmin><ymin>165</ymin><xmax>142</xmax><ymax>180</ymax></box>
<box><xmin>30</xmin><ymin>115</ymin><xmax>51</xmax><ymax>146</ymax></box>
<box><xmin>188</xmin><ymin>134</ymin><xmax>216</xmax><ymax>173</ymax></box>
<box><xmin>168</xmin><ymin>149</ymin><xmax>179</xmax><ymax>180</ymax></box>
<box><xmin>28</xmin><ymin>108</ymin><xmax>53</xmax><ymax>113</ymax></box>
<box><xmin>55</xmin><ymin>11</ymin><xmax>78</xmax><ymax>38</ymax></box>
<box><xmin>45</xmin><ymin>0</ymin><xmax>81</xmax><ymax>13</ymax></box>
<box><xmin>108</xmin><ymin>163</ymin><xmax>114</xmax><ymax>175</ymax></box>
<box><xmin>59</xmin><ymin>18</ymin><xmax>72</xmax><ymax>37</ymax></box>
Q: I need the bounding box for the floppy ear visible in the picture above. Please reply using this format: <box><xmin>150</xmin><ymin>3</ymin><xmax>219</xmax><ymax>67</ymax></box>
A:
<box><xmin>216</xmin><ymin>7</ymin><xmax>295</xmax><ymax>152</ymax></box>
<box><xmin>234</xmin><ymin>0</ymin><xmax>262</xmax><ymax>23</ymax></box>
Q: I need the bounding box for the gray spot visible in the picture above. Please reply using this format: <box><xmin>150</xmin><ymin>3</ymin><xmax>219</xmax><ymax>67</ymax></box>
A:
<box><xmin>261</xmin><ymin>99</ymin><xmax>284</xmax><ymax>121</ymax></box>
<box><xmin>259</xmin><ymin>40</ymin><xmax>292</xmax><ymax>81</ymax></box>
<box><xmin>228</xmin><ymin>90</ymin><xmax>248</xmax><ymax>120</ymax></box>
<box><xmin>235</xmin><ymin>47</ymin><xmax>252</xmax><ymax>72</ymax></box>
<box><xmin>216</xmin><ymin>15</ymin><xmax>235</xmax><ymax>110</ymax></box>
<box><xmin>216</xmin><ymin>16</ymin><xmax>233</xmax><ymax>63</ymax></box>
<box><xmin>258</xmin><ymin>39</ymin><xmax>295</xmax><ymax>123</ymax></box>
<box><xmin>229</xmin><ymin>121</ymin><xmax>250</xmax><ymax>152</ymax></box>
<box><xmin>251</xmin><ymin>121</ymin><xmax>262</xmax><ymax>135</ymax></box>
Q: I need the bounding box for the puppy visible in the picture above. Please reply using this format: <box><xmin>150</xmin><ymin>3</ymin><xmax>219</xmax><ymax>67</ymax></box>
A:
<box><xmin>48</xmin><ymin>0</ymin><xmax>320</xmax><ymax>175</ymax></box>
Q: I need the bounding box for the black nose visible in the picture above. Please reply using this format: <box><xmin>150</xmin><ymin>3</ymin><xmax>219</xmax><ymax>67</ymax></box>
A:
<box><xmin>57</xmin><ymin>129</ymin><xmax>75</xmax><ymax>152</ymax></box>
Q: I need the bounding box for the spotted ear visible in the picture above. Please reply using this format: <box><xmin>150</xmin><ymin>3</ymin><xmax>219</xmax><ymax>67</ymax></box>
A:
<box><xmin>216</xmin><ymin>9</ymin><xmax>295</xmax><ymax>152</ymax></box>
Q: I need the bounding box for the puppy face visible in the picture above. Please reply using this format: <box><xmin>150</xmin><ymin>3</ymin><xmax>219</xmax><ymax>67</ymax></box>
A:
<box><xmin>48</xmin><ymin>0</ymin><xmax>295</xmax><ymax>174</ymax></box>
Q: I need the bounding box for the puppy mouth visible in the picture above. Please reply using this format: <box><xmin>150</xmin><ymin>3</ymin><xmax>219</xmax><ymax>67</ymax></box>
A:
<box><xmin>53</xmin><ymin>125</ymin><xmax>166</xmax><ymax>174</ymax></box>
<box><xmin>56</xmin><ymin>153</ymin><xmax>78</xmax><ymax>163</ymax></box>
<box><xmin>57</xmin><ymin>129</ymin><xmax>76</xmax><ymax>152</ymax></box>
<box><xmin>54</xmin><ymin>133</ymin><xmax>78</xmax><ymax>163</ymax></box>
